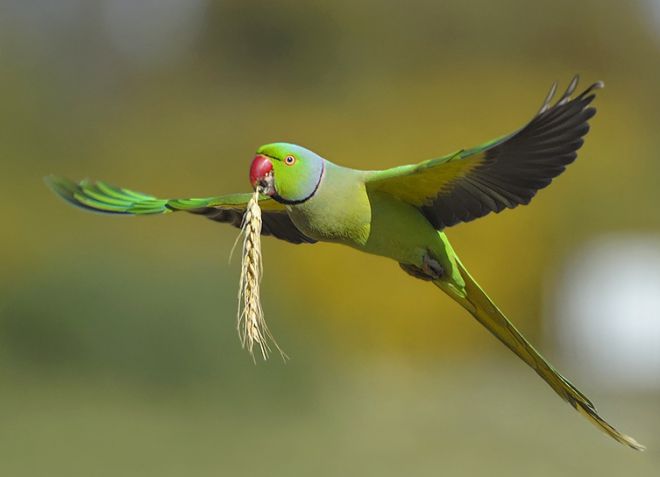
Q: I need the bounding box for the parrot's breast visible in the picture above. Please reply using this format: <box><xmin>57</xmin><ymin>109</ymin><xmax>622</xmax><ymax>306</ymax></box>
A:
<box><xmin>285</xmin><ymin>161</ymin><xmax>447</xmax><ymax>270</ymax></box>
<box><xmin>286</xmin><ymin>162</ymin><xmax>372</xmax><ymax>246</ymax></box>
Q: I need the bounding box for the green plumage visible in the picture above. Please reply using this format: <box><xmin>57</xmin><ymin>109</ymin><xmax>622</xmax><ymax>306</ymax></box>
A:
<box><xmin>45</xmin><ymin>176</ymin><xmax>269</xmax><ymax>215</ymax></box>
<box><xmin>46</xmin><ymin>76</ymin><xmax>644</xmax><ymax>450</ymax></box>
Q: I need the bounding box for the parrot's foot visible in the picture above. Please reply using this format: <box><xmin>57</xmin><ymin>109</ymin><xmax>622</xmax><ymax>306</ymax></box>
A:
<box><xmin>399</xmin><ymin>254</ymin><xmax>444</xmax><ymax>281</ymax></box>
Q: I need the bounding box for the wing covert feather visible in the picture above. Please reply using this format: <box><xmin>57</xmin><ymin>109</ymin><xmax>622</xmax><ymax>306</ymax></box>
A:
<box><xmin>366</xmin><ymin>76</ymin><xmax>603</xmax><ymax>229</ymax></box>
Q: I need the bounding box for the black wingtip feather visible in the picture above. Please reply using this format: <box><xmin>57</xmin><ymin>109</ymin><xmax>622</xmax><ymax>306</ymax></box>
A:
<box><xmin>422</xmin><ymin>76</ymin><xmax>603</xmax><ymax>229</ymax></box>
<box><xmin>538</xmin><ymin>81</ymin><xmax>558</xmax><ymax>114</ymax></box>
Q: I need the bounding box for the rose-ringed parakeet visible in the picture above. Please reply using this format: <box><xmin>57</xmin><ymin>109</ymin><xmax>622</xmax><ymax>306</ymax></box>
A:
<box><xmin>46</xmin><ymin>76</ymin><xmax>644</xmax><ymax>450</ymax></box>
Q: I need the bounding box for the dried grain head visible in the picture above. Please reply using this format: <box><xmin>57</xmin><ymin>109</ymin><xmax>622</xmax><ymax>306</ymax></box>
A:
<box><xmin>237</xmin><ymin>189</ymin><xmax>287</xmax><ymax>361</ymax></box>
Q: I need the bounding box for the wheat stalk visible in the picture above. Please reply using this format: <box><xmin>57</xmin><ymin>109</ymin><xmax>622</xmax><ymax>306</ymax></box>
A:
<box><xmin>237</xmin><ymin>189</ymin><xmax>287</xmax><ymax>361</ymax></box>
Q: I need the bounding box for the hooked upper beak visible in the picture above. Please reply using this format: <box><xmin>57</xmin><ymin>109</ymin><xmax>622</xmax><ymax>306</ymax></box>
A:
<box><xmin>249</xmin><ymin>154</ymin><xmax>275</xmax><ymax>195</ymax></box>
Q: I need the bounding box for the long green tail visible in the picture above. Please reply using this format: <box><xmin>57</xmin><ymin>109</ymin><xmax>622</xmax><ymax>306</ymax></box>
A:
<box><xmin>436</xmin><ymin>260</ymin><xmax>644</xmax><ymax>450</ymax></box>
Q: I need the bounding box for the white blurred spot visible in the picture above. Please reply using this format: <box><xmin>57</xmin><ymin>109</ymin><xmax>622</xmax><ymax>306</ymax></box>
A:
<box><xmin>101</xmin><ymin>0</ymin><xmax>207</xmax><ymax>66</ymax></box>
<box><xmin>548</xmin><ymin>234</ymin><xmax>660</xmax><ymax>391</ymax></box>
<box><xmin>642</xmin><ymin>0</ymin><xmax>660</xmax><ymax>43</ymax></box>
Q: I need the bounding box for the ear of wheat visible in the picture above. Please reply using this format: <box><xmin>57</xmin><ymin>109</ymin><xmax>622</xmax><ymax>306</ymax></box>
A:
<box><xmin>237</xmin><ymin>189</ymin><xmax>287</xmax><ymax>361</ymax></box>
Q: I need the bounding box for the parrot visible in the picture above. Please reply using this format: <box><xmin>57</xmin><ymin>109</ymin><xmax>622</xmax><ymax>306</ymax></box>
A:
<box><xmin>45</xmin><ymin>76</ymin><xmax>644</xmax><ymax>450</ymax></box>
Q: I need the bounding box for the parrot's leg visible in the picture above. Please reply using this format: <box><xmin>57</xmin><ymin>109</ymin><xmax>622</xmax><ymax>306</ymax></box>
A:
<box><xmin>399</xmin><ymin>253</ymin><xmax>445</xmax><ymax>281</ymax></box>
<box><xmin>423</xmin><ymin>255</ymin><xmax>445</xmax><ymax>279</ymax></box>
<box><xmin>399</xmin><ymin>262</ymin><xmax>432</xmax><ymax>280</ymax></box>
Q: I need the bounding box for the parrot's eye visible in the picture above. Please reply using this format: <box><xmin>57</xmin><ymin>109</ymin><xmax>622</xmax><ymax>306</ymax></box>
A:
<box><xmin>284</xmin><ymin>155</ymin><xmax>296</xmax><ymax>166</ymax></box>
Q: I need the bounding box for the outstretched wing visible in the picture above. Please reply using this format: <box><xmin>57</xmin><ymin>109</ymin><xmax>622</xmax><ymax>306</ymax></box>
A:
<box><xmin>366</xmin><ymin>76</ymin><xmax>603</xmax><ymax>229</ymax></box>
<box><xmin>45</xmin><ymin>176</ymin><xmax>316</xmax><ymax>244</ymax></box>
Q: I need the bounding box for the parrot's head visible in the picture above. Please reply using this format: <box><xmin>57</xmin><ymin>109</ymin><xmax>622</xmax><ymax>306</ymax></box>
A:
<box><xmin>250</xmin><ymin>142</ymin><xmax>325</xmax><ymax>204</ymax></box>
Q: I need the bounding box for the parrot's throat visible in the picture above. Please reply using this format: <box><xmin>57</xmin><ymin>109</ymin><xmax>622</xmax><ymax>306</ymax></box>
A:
<box><xmin>273</xmin><ymin>161</ymin><xmax>325</xmax><ymax>206</ymax></box>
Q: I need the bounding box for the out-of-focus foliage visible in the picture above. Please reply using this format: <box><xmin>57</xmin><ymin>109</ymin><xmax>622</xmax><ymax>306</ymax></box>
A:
<box><xmin>1</xmin><ymin>1</ymin><xmax>658</xmax><ymax>475</ymax></box>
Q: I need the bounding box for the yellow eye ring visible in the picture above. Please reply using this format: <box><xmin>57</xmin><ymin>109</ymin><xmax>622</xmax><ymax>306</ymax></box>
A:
<box><xmin>285</xmin><ymin>155</ymin><xmax>296</xmax><ymax>165</ymax></box>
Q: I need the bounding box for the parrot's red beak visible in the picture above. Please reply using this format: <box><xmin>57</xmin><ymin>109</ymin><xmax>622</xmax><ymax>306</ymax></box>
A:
<box><xmin>250</xmin><ymin>154</ymin><xmax>275</xmax><ymax>194</ymax></box>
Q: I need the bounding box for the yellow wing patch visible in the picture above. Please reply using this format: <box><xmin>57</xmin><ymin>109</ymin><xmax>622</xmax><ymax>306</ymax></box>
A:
<box><xmin>367</xmin><ymin>152</ymin><xmax>485</xmax><ymax>206</ymax></box>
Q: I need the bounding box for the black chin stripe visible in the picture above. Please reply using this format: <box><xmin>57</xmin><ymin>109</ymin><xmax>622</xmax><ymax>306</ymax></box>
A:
<box><xmin>272</xmin><ymin>194</ymin><xmax>309</xmax><ymax>206</ymax></box>
<box><xmin>273</xmin><ymin>162</ymin><xmax>325</xmax><ymax>206</ymax></box>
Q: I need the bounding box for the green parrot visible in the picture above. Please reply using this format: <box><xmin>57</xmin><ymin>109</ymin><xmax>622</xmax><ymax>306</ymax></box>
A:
<box><xmin>46</xmin><ymin>76</ymin><xmax>644</xmax><ymax>450</ymax></box>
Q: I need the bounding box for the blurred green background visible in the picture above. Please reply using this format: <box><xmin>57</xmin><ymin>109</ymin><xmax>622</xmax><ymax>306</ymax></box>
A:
<box><xmin>1</xmin><ymin>0</ymin><xmax>659</xmax><ymax>475</ymax></box>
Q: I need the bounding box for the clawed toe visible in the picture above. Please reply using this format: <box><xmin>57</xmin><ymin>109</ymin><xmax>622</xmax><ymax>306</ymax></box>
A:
<box><xmin>399</xmin><ymin>253</ymin><xmax>444</xmax><ymax>281</ymax></box>
<box><xmin>422</xmin><ymin>255</ymin><xmax>444</xmax><ymax>280</ymax></box>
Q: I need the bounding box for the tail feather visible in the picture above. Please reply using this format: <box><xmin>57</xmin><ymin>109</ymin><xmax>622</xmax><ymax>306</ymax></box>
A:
<box><xmin>436</xmin><ymin>259</ymin><xmax>645</xmax><ymax>451</ymax></box>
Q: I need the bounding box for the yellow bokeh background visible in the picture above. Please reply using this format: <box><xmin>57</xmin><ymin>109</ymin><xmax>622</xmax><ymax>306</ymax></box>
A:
<box><xmin>1</xmin><ymin>1</ymin><xmax>659</xmax><ymax>475</ymax></box>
